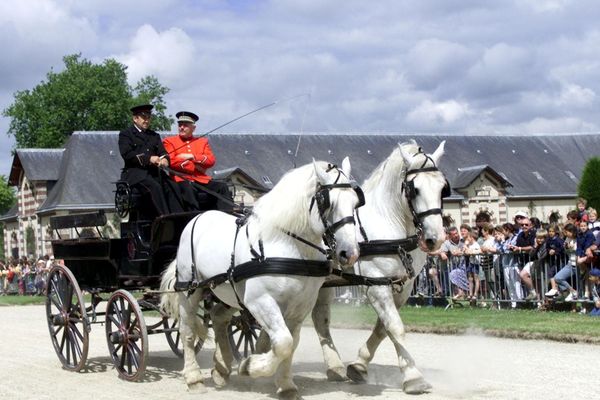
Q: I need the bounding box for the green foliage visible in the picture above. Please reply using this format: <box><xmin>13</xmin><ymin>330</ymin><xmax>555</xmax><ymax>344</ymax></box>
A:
<box><xmin>578</xmin><ymin>157</ymin><xmax>600</xmax><ymax>212</ymax></box>
<box><xmin>133</xmin><ymin>76</ymin><xmax>172</xmax><ymax>131</ymax></box>
<box><xmin>3</xmin><ymin>54</ymin><xmax>174</xmax><ymax>148</ymax></box>
<box><xmin>0</xmin><ymin>175</ymin><xmax>16</xmax><ymax>215</ymax></box>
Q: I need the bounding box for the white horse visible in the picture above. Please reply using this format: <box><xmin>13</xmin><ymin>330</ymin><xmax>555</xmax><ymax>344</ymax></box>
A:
<box><xmin>161</xmin><ymin>158</ymin><xmax>361</xmax><ymax>399</ymax></box>
<box><xmin>311</xmin><ymin>140</ymin><xmax>447</xmax><ymax>393</ymax></box>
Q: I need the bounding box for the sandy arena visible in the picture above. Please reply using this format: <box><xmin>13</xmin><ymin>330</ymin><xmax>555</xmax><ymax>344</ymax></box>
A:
<box><xmin>0</xmin><ymin>304</ymin><xmax>596</xmax><ymax>400</ymax></box>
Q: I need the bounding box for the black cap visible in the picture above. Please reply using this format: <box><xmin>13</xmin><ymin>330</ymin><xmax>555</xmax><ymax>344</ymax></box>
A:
<box><xmin>176</xmin><ymin>111</ymin><xmax>199</xmax><ymax>124</ymax></box>
<box><xmin>130</xmin><ymin>104</ymin><xmax>154</xmax><ymax>115</ymax></box>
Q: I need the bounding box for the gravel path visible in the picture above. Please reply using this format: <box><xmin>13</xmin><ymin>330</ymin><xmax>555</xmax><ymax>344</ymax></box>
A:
<box><xmin>0</xmin><ymin>304</ymin><xmax>596</xmax><ymax>400</ymax></box>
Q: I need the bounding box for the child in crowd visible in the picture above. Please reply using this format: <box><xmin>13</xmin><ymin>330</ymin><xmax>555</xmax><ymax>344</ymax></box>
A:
<box><xmin>576</xmin><ymin>197</ymin><xmax>589</xmax><ymax>223</ymax></box>
<box><xmin>576</xmin><ymin>220</ymin><xmax>595</xmax><ymax>300</ymax></box>
<box><xmin>546</xmin><ymin>224</ymin><xmax>578</xmax><ymax>299</ymax></box>
<box><xmin>501</xmin><ymin>222</ymin><xmax>523</xmax><ymax>305</ymax></box>
<box><xmin>588</xmin><ymin>268</ymin><xmax>600</xmax><ymax>316</ymax></box>
<box><xmin>545</xmin><ymin>224</ymin><xmax>565</xmax><ymax>278</ymax></box>
<box><xmin>566</xmin><ymin>210</ymin><xmax>579</xmax><ymax>226</ymax></box>
<box><xmin>464</xmin><ymin>231</ymin><xmax>481</xmax><ymax>300</ymax></box>
<box><xmin>520</xmin><ymin>229</ymin><xmax>548</xmax><ymax>301</ymax></box>
<box><xmin>587</xmin><ymin>208</ymin><xmax>600</xmax><ymax>239</ymax></box>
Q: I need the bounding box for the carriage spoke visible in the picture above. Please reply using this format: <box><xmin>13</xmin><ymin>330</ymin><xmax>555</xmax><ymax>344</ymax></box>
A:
<box><xmin>235</xmin><ymin>331</ymin><xmax>244</xmax><ymax>349</ymax></box>
<box><xmin>107</xmin><ymin>314</ymin><xmax>121</xmax><ymax>326</ymax></box>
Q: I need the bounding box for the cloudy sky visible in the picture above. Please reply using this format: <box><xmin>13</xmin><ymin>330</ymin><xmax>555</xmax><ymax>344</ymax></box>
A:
<box><xmin>1</xmin><ymin>0</ymin><xmax>599</xmax><ymax>176</ymax></box>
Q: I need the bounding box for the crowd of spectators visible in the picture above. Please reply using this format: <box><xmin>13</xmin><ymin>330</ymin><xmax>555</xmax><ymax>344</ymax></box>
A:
<box><xmin>0</xmin><ymin>254</ymin><xmax>58</xmax><ymax>296</ymax></box>
<box><xmin>421</xmin><ymin>198</ymin><xmax>600</xmax><ymax>315</ymax></box>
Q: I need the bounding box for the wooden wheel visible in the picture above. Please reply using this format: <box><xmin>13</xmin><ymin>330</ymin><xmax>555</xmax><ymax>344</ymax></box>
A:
<box><xmin>163</xmin><ymin>317</ymin><xmax>204</xmax><ymax>358</ymax></box>
<box><xmin>105</xmin><ymin>289</ymin><xmax>148</xmax><ymax>381</ymax></box>
<box><xmin>45</xmin><ymin>265</ymin><xmax>89</xmax><ymax>372</ymax></box>
<box><xmin>227</xmin><ymin>310</ymin><xmax>261</xmax><ymax>361</ymax></box>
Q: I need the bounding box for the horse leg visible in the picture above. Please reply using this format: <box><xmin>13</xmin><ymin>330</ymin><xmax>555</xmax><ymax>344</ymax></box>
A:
<box><xmin>346</xmin><ymin>317</ymin><xmax>386</xmax><ymax>383</ymax></box>
<box><xmin>177</xmin><ymin>290</ymin><xmax>206</xmax><ymax>391</ymax></box>
<box><xmin>274</xmin><ymin>321</ymin><xmax>302</xmax><ymax>400</ymax></box>
<box><xmin>210</xmin><ymin>303</ymin><xmax>236</xmax><ymax>387</ymax></box>
<box><xmin>311</xmin><ymin>288</ymin><xmax>346</xmax><ymax>381</ymax></box>
<box><xmin>238</xmin><ymin>299</ymin><xmax>292</xmax><ymax>379</ymax></box>
<box><xmin>369</xmin><ymin>287</ymin><xmax>431</xmax><ymax>393</ymax></box>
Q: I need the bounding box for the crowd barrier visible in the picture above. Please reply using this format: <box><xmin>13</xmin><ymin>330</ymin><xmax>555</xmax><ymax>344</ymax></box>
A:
<box><xmin>332</xmin><ymin>250</ymin><xmax>599</xmax><ymax>310</ymax></box>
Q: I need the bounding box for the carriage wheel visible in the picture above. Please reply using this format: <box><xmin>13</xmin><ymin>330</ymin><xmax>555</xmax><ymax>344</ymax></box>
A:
<box><xmin>163</xmin><ymin>317</ymin><xmax>204</xmax><ymax>358</ymax></box>
<box><xmin>45</xmin><ymin>265</ymin><xmax>89</xmax><ymax>372</ymax></box>
<box><xmin>105</xmin><ymin>289</ymin><xmax>148</xmax><ymax>381</ymax></box>
<box><xmin>114</xmin><ymin>183</ymin><xmax>131</xmax><ymax>219</ymax></box>
<box><xmin>227</xmin><ymin>310</ymin><xmax>261</xmax><ymax>361</ymax></box>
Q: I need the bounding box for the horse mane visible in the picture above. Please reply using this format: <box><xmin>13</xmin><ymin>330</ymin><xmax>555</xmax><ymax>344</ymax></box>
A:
<box><xmin>251</xmin><ymin>162</ymin><xmax>324</xmax><ymax>240</ymax></box>
<box><xmin>362</xmin><ymin>139</ymin><xmax>442</xmax><ymax>228</ymax></box>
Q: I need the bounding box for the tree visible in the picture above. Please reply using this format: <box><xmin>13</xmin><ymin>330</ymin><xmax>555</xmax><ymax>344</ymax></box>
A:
<box><xmin>0</xmin><ymin>175</ymin><xmax>16</xmax><ymax>215</ymax></box>
<box><xmin>0</xmin><ymin>176</ymin><xmax>16</xmax><ymax>261</ymax></box>
<box><xmin>3</xmin><ymin>54</ymin><xmax>173</xmax><ymax>148</ymax></box>
<box><xmin>578</xmin><ymin>156</ymin><xmax>600</xmax><ymax>212</ymax></box>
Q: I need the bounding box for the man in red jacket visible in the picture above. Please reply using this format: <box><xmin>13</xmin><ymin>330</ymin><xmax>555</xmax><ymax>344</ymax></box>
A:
<box><xmin>163</xmin><ymin>111</ymin><xmax>233</xmax><ymax>211</ymax></box>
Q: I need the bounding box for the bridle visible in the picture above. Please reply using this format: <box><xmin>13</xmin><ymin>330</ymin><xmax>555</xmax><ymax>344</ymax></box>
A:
<box><xmin>288</xmin><ymin>164</ymin><xmax>364</xmax><ymax>260</ymax></box>
<box><xmin>402</xmin><ymin>149</ymin><xmax>451</xmax><ymax>235</ymax></box>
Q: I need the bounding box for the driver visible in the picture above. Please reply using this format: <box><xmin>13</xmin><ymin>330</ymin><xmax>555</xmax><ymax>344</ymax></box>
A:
<box><xmin>162</xmin><ymin>111</ymin><xmax>233</xmax><ymax>212</ymax></box>
<box><xmin>118</xmin><ymin>104</ymin><xmax>184</xmax><ymax>215</ymax></box>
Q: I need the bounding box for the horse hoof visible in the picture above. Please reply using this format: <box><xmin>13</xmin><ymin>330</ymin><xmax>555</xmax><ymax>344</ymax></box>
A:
<box><xmin>211</xmin><ymin>368</ymin><xmax>229</xmax><ymax>388</ymax></box>
<box><xmin>238</xmin><ymin>357</ymin><xmax>250</xmax><ymax>376</ymax></box>
<box><xmin>184</xmin><ymin>369</ymin><xmax>204</xmax><ymax>388</ymax></box>
<box><xmin>346</xmin><ymin>363</ymin><xmax>367</xmax><ymax>383</ymax></box>
<box><xmin>326</xmin><ymin>367</ymin><xmax>347</xmax><ymax>382</ymax></box>
<box><xmin>186</xmin><ymin>381</ymin><xmax>207</xmax><ymax>393</ymax></box>
<box><xmin>278</xmin><ymin>388</ymin><xmax>299</xmax><ymax>400</ymax></box>
<box><xmin>403</xmin><ymin>378</ymin><xmax>432</xmax><ymax>394</ymax></box>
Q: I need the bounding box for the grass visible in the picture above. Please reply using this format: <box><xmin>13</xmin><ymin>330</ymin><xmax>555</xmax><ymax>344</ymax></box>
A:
<box><xmin>326</xmin><ymin>303</ymin><xmax>600</xmax><ymax>344</ymax></box>
<box><xmin>3</xmin><ymin>295</ymin><xmax>599</xmax><ymax>344</ymax></box>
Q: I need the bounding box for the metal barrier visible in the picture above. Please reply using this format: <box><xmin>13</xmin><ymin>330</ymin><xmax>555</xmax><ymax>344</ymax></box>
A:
<box><xmin>332</xmin><ymin>250</ymin><xmax>599</xmax><ymax>311</ymax></box>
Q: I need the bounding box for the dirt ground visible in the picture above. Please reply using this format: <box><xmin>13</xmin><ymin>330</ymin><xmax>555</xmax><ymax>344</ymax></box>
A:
<box><xmin>0</xmin><ymin>304</ymin><xmax>596</xmax><ymax>400</ymax></box>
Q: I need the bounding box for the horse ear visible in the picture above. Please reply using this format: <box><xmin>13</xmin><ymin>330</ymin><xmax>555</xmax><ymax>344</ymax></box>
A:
<box><xmin>431</xmin><ymin>140</ymin><xmax>446</xmax><ymax>165</ymax></box>
<box><xmin>341</xmin><ymin>156</ymin><xmax>352</xmax><ymax>178</ymax></box>
<box><xmin>399</xmin><ymin>144</ymin><xmax>412</xmax><ymax>165</ymax></box>
<box><xmin>313</xmin><ymin>158</ymin><xmax>329</xmax><ymax>184</ymax></box>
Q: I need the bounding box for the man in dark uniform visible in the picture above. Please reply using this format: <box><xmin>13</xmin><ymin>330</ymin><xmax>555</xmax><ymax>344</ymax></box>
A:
<box><xmin>118</xmin><ymin>104</ymin><xmax>183</xmax><ymax>215</ymax></box>
<box><xmin>163</xmin><ymin>111</ymin><xmax>233</xmax><ymax>212</ymax></box>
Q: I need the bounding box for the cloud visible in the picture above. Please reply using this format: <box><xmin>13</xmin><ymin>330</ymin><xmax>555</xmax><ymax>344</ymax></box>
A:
<box><xmin>114</xmin><ymin>24</ymin><xmax>195</xmax><ymax>88</ymax></box>
<box><xmin>406</xmin><ymin>99</ymin><xmax>472</xmax><ymax>130</ymax></box>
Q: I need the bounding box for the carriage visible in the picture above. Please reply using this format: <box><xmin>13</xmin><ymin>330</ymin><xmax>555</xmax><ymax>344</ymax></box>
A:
<box><xmin>45</xmin><ymin>181</ymin><xmax>259</xmax><ymax>381</ymax></box>
<box><xmin>46</xmin><ymin>141</ymin><xmax>449</xmax><ymax>397</ymax></box>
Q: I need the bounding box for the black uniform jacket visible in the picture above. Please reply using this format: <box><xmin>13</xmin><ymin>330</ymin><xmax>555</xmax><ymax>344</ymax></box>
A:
<box><xmin>118</xmin><ymin>125</ymin><xmax>170</xmax><ymax>185</ymax></box>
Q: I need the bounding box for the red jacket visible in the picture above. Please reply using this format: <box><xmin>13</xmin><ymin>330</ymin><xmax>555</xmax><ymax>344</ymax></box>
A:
<box><xmin>163</xmin><ymin>135</ymin><xmax>216</xmax><ymax>184</ymax></box>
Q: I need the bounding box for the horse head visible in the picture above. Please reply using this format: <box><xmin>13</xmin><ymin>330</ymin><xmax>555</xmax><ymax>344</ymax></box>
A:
<box><xmin>312</xmin><ymin>157</ymin><xmax>361</xmax><ymax>266</ymax></box>
<box><xmin>399</xmin><ymin>141</ymin><xmax>448</xmax><ymax>252</ymax></box>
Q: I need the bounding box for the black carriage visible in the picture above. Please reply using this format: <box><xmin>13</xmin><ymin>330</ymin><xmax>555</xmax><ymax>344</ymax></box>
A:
<box><xmin>45</xmin><ymin>181</ymin><xmax>258</xmax><ymax>381</ymax></box>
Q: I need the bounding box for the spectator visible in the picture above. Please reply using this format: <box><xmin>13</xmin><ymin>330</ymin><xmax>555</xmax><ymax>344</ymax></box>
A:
<box><xmin>501</xmin><ymin>222</ymin><xmax>523</xmax><ymax>306</ymax></box>
<box><xmin>34</xmin><ymin>259</ymin><xmax>47</xmax><ymax>295</ymax></box>
<box><xmin>440</xmin><ymin>226</ymin><xmax>468</xmax><ymax>300</ymax></box>
<box><xmin>0</xmin><ymin>260</ymin><xmax>6</xmax><ymax>295</ymax></box>
<box><xmin>519</xmin><ymin>229</ymin><xmax>548</xmax><ymax>301</ymax></box>
<box><xmin>546</xmin><ymin>224</ymin><xmax>578</xmax><ymax>300</ymax></box>
<box><xmin>566</xmin><ymin>210</ymin><xmax>579</xmax><ymax>226</ymax></box>
<box><xmin>479</xmin><ymin>223</ymin><xmax>498</xmax><ymax>300</ymax></box>
<box><xmin>576</xmin><ymin>197</ymin><xmax>589</xmax><ymax>223</ymax></box>
<box><xmin>464</xmin><ymin>231</ymin><xmax>481</xmax><ymax>300</ymax></box>
<box><xmin>513</xmin><ymin>211</ymin><xmax>528</xmax><ymax>233</ymax></box>
<box><xmin>545</xmin><ymin>224</ymin><xmax>565</xmax><ymax>278</ymax></box>
<box><xmin>587</xmin><ymin>208</ymin><xmax>600</xmax><ymax>239</ymax></box>
<box><xmin>530</xmin><ymin>217</ymin><xmax>542</xmax><ymax>230</ymax></box>
<box><xmin>511</xmin><ymin>218</ymin><xmax>536</xmax><ymax>269</ymax></box>
<box><xmin>589</xmin><ymin>268</ymin><xmax>600</xmax><ymax>316</ymax></box>
<box><xmin>576</xmin><ymin>220</ymin><xmax>595</xmax><ymax>300</ymax></box>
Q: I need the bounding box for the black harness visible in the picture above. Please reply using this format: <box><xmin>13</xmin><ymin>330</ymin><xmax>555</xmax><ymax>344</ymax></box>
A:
<box><xmin>175</xmin><ymin>164</ymin><xmax>363</xmax><ymax>295</ymax></box>
<box><xmin>348</xmin><ymin>148</ymin><xmax>450</xmax><ymax>286</ymax></box>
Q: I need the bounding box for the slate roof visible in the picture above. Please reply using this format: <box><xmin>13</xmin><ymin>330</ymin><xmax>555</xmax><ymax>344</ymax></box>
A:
<box><xmin>8</xmin><ymin>149</ymin><xmax>64</xmax><ymax>185</ymax></box>
<box><xmin>453</xmin><ymin>165</ymin><xmax>512</xmax><ymax>190</ymax></box>
<box><xmin>0</xmin><ymin>203</ymin><xmax>18</xmax><ymax>222</ymax></box>
<box><xmin>14</xmin><ymin>131</ymin><xmax>600</xmax><ymax>213</ymax></box>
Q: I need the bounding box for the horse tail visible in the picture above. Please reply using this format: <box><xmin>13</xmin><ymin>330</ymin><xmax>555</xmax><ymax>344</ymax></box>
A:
<box><xmin>159</xmin><ymin>259</ymin><xmax>179</xmax><ymax>319</ymax></box>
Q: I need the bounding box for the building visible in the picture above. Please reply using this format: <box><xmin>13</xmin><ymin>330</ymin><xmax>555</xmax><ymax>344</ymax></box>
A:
<box><xmin>2</xmin><ymin>131</ymin><xmax>598</xmax><ymax>259</ymax></box>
